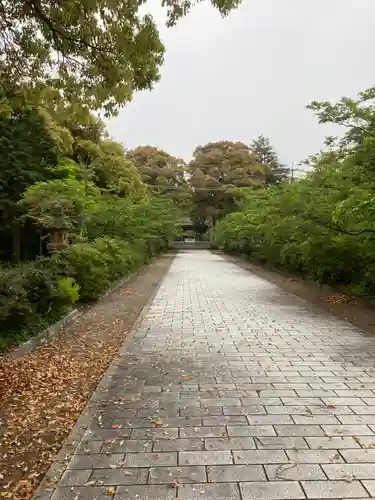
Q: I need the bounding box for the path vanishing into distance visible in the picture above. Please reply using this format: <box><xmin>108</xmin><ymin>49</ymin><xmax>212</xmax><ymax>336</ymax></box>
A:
<box><xmin>37</xmin><ymin>251</ymin><xmax>375</xmax><ymax>499</ymax></box>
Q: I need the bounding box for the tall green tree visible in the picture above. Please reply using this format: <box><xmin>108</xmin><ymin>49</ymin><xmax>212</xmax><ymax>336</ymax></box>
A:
<box><xmin>0</xmin><ymin>102</ymin><xmax>65</xmax><ymax>260</ymax></box>
<box><xmin>251</xmin><ymin>135</ymin><xmax>289</xmax><ymax>184</ymax></box>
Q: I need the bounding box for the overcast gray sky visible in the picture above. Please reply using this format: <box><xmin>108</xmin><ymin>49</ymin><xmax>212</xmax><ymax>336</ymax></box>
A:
<box><xmin>106</xmin><ymin>0</ymin><xmax>375</xmax><ymax>166</ymax></box>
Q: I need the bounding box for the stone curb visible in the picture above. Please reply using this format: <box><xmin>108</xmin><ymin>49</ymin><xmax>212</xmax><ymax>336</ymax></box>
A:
<box><xmin>7</xmin><ymin>308</ymin><xmax>81</xmax><ymax>360</ymax></box>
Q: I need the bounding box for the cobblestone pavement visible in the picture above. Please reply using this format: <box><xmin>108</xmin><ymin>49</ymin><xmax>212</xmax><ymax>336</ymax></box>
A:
<box><xmin>38</xmin><ymin>251</ymin><xmax>375</xmax><ymax>499</ymax></box>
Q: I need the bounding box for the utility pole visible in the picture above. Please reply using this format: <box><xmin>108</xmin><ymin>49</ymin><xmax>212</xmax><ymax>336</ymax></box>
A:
<box><xmin>290</xmin><ymin>162</ymin><xmax>295</xmax><ymax>184</ymax></box>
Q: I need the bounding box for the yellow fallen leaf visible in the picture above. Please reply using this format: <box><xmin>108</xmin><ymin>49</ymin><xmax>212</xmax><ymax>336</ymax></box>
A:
<box><xmin>150</xmin><ymin>418</ymin><xmax>164</xmax><ymax>426</ymax></box>
<box><xmin>107</xmin><ymin>487</ymin><xmax>116</xmax><ymax>496</ymax></box>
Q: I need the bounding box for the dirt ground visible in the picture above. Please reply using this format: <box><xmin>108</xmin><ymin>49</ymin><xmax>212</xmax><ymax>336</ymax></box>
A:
<box><xmin>221</xmin><ymin>252</ymin><xmax>375</xmax><ymax>337</ymax></box>
<box><xmin>0</xmin><ymin>253</ymin><xmax>175</xmax><ymax>499</ymax></box>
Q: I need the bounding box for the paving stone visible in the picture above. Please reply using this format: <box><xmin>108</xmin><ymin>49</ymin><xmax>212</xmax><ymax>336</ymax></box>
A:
<box><xmin>301</xmin><ymin>479</ymin><xmax>369</xmax><ymax>498</ymax></box>
<box><xmin>207</xmin><ymin>465</ymin><xmax>266</xmax><ymax>482</ymax></box>
<box><xmin>115</xmin><ymin>485</ymin><xmax>176</xmax><ymax>499</ymax></box>
<box><xmin>322</xmin><ymin>424</ymin><xmax>374</xmax><ymax>436</ymax></box>
<box><xmin>178</xmin><ymin>483</ymin><xmax>241</xmax><ymax>499</ymax></box>
<box><xmin>179</xmin><ymin>450</ymin><xmax>233</xmax><ymax>465</ymax></box>
<box><xmin>265</xmin><ymin>463</ymin><xmax>326</xmax><ymax>480</ymax></box>
<box><xmin>234</xmin><ymin>450</ymin><xmax>288</xmax><ymax>464</ymax></box>
<box><xmin>153</xmin><ymin>438</ymin><xmax>204</xmax><ymax>451</ymax></box>
<box><xmin>286</xmin><ymin>449</ymin><xmax>344</xmax><ymax>463</ymax></box>
<box><xmin>101</xmin><ymin>439</ymin><xmax>153</xmax><ymax>453</ymax></box>
<box><xmin>205</xmin><ymin>437</ymin><xmax>256</xmax><ymax>450</ymax></box>
<box><xmin>252</xmin><ymin>436</ymin><xmax>308</xmax><ymax>449</ymax></box>
<box><xmin>202</xmin><ymin>416</ymin><xmax>248</xmax><ymax>425</ymax></box>
<box><xmin>292</xmin><ymin>415</ymin><xmax>340</xmax><ymax>425</ymax></box>
<box><xmin>239</xmin><ymin>481</ymin><xmax>305</xmax><ymax>500</ymax></box>
<box><xmin>180</xmin><ymin>426</ymin><xmax>226</xmax><ymax>438</ymax></box>
<box><xmin>264</xmin><ymin>405</ymin><xmax>308</xmax><ymax>415</ymax></box>
<box><xmin>130</xmin><ymin>428</ymin><xmax>179</xmax><ymax>440</ymax></box>
<box><xmin>362</xmin><ymin>480</ymin><xmax>375</xmax><ymax>496</ymax></box>
<box><xmin>338</xmin><ymin>414</ymin><xmax>375</xmax><ymax>424</ymax></box>
<box><xmin>89</xmin><ymin>467</ymin><xmax>149</xmax><ymax>484</ymax></box>
<box><xmin>323</xmin><ymin>463</ymin><xmax>375</xmax><ymax>480</ymax></box>
<box><xmin>222</xmin><ymin>406</ymin><xmax>266</xmax><ymax>415</ymax></box>
<box><xmin>349</xmin><ymin>406</ymin><xmax>375</xmax><ymax>414</ymax></box>
<box><xmin>246</xmin><ymin>415</ymin><xmax>293</xmax><ymax>425</ymax></box>
<box><xmin>322</xmin><ymin>397</ymin><xmax>365</xmax><ymax>406</ymax></box>
<box><xmin>59</xmin><ymin>470</ymin><xmax>91</xmax><ymax>486</ymax></box>
<box><xmin>306</xmin><ymin>436</ymin><xmax>361</xmax><ymax>449</ymax></box>
<box><xmin>241</xmin><ymin>398</ymin><xmax>283</xmax><ymax>406</ymax></box>
<box><xmin>148</xmin><ymin>465</ymin><xmax>206</xmax><ymax>483</ymax></box>
<box><xmin>82</xmin><ymin>429</ymin><xmax>131</xmax><ymax>441</ymax></box>
<box><xmin>201</xmin><ymin>398</ymin><xmax>241</xmax><ymax>406</ymax></box>
<box><xmin>306</xmin><ymin>405</ymin><xmax>354</xmax><ymax>415</ymax></box>
<box><xmin>51</xmin><ymin>487</ymin><xmax>112</xmax><ymax>499</ymax></box>
<box><xmin>274</xmin><ymin>424</ymin><xmax>324</xmax><ymax>436</ymax></box>
<box><xmin>67</xmin><ymin>453</ymin><xmax>125</xmax><ymax>469</ymax></box>
<box><xmin>227</xmin><ymin>425</ymin><xmax>276</xmax><ymax>436</ymax></box>
<box><xmin>130</xmin><ymin>416</ymin><xmax>201</xmax><ymax>427</ymax></box>
<box><xmin>122</xmin><ymin>452</ymin><xmax>177</xmax><ymax>467</ymax></box>
<box><xmin>75</xmin><ymin>441</ymin><xmax>103</xmax><ymax>454</ymax></box>
<box><xmin>341</xmin><ymin>449</ymin><xmax>375</xmax><ymax>462</ymax></box>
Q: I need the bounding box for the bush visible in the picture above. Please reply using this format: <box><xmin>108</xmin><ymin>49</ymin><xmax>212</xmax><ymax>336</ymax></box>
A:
<box><xmin>57</xmin><ymin>237</ymin><xmax>144</xmax><ymax>301</ymax></box>
<box><xmin>0</xmin><ymin>259</ymin><xmax>76</xmax><ymax>351</ymax></box>
<box><xmin>0</xmin><ymin>233</ymin><xmax>164</xmax><ymax>352</ymax></box>
<box><xmin>58</xmin><ymin>277</ymin><xmax>80</xmax><ymax>304</ymax></box>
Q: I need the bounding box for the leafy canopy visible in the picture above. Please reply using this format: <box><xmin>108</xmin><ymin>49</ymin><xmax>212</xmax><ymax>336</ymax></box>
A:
<box><xmin>189</xmin><ymin>140</ymin><xmax>269</xmax><ymax>224</ymax></box>
<box><xmin>0</xmin><ymin>0</ymin><xmax>241</xmax><ymax>115</ymax></box>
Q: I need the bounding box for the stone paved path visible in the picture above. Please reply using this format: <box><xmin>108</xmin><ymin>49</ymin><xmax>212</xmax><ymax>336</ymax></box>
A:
<box><xmin>39</xmin><ymin>251</ymin><xmax>375</xmax><ymax>499</ymax></box>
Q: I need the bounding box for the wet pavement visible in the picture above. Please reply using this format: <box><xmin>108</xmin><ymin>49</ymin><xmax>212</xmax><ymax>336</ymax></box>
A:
<box><xmin>37</xmin><ymin>251</ymin><xmax>375</xmax><ymax>499</ymax></box>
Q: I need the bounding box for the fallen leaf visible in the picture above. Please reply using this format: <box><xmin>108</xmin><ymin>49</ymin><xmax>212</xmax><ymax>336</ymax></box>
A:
<box><xmin>84</xmin><ymin>480</ymin><xmax>97</xmax><ymax>486</ymax></box>
<box><xmin>149</xmin><ymin>418</ymin><xmax>164</xmax><ymax>426</ymax></box>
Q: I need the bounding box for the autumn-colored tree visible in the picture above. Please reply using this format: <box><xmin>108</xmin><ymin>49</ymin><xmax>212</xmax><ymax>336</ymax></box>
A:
<box><xmin>189</xmin><ymin>141</ymin><xmax>268</xmax><ymax>226</ymax></box>
<box><xmin>126</xmin><ymin>146</ymin><xmax>191</xmax><ymax>209</ymax></box>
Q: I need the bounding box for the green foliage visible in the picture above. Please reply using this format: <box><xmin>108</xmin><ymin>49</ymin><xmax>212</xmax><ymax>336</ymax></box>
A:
<box><xmin>214</xmin><ymin>86</ymin><xmax>375</xmax><ymax>296</ymax></box>
<box><xmin>163</xmin><ymin>0</ymin><xmax>241</xmax><ymax>26</ymax></box>
<box><xmin>0</xmin><ymin>259</ymin><xmax>76</xmax><ymax>351</ymax></box>
<box><xmin>21</xmin><ymin>178</ymin><xmax>96</xmax><ymax>230</ymax></box>
<box><xmin>0</xmin><ymin>104</ymin><xmax>60</xmax><ymax>220</ymax></box>
<box><xmin>0</xmin><ymin>0</ymin><xmax>241</xmax><ymax>115</ymax></box>
<box><xmin>58</xmin><ymin>277</ymin><xmax>80</xmax><ymax>304</ymax></box>
<box><xmin>0</xmin><ymin>1</ymin><xmax>164</xmax><ymax>115</ymax></box>
<box><xmin>58</xmin><ymin>237</ymin><xmax>140</xmax><ymax>301</ymax></box>
<box><xmin>250</xmin><ymin>135</ymin><xmax>289</xmax><ymax>184</ymax></box>
<box><xmin>127</xmin><ymin>146</ymin><xmax>191</xmax><ymax>210</ymax></box>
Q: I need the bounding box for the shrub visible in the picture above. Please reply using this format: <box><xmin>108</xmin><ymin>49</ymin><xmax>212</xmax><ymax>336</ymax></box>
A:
<box><xmin>0</xmin><ymin>259</ymin><xmax>76</xmax><ymax>351</ymax></box>
<box><xmin>57</xmin><ymin>236</ymin><xmax>143</xmax><ymax>301</ymax></box>
<box><xmin>58</xmin><ymin>277</ymin><xmax>80</xmax><ymax>304</ymax></box>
